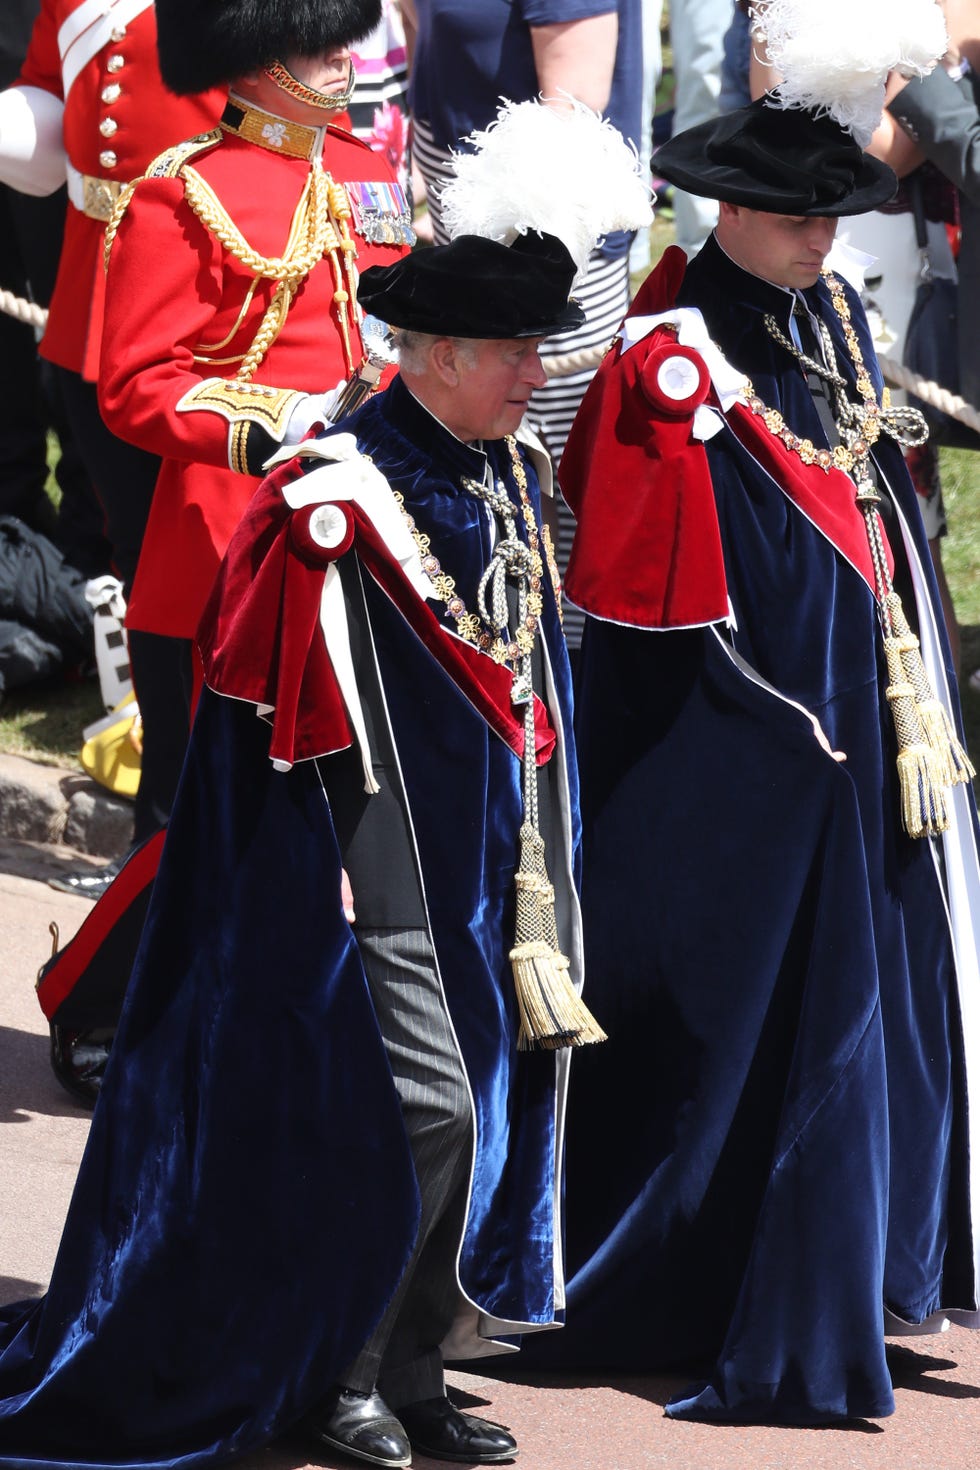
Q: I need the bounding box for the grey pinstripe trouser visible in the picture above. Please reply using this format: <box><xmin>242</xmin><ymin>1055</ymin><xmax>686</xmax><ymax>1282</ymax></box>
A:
<box><xmin>342</xmin><ymin>925</ymin><xmax>474</xmax><ymax>1409</ymax></box>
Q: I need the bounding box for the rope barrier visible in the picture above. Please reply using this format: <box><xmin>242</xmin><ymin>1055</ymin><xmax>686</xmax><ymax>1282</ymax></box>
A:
<box><xmin>0</xmin><ymin>287</ymin><xmax>48</xmax><ymax>332</ymax></box>
<box><xmin>541</xmin><ymin>336</ymin><xmax>980</xmax><ymax>439</ymax></box>
<box><xmin>878</xmin><ymin>354</ymin><xmax>980</xmax><ymax>436</ymax></box>
<box><xmin>5</xmin><ymin>273</ymin><xmax>608</xmax><ymax>376</ymax></box>
<box><xmin>6</xmin><ymin>277</ymin><xmax>977</xmax><ymax>439</ymax></box>
<box><xmin>540</xmin><ymin>342</ymin><xmax>607</xmax><ymax>377</ymax></box>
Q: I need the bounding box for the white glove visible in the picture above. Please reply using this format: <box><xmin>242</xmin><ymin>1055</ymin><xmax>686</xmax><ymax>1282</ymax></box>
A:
<box><xmin>0</xmin><ymin>86</ymin><xmax>67</xmax><ymax>195</ymax></box>
<box><xmin>282</xmin><ymin>380</ymin><xmax>347</xmax><ymax>445</ymax></box>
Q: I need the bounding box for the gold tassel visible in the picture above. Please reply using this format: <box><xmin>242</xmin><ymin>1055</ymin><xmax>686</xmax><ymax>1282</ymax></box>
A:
<box><xmin>895</xmin><ymin>745</ymin><xmax>948</xmax><ymax>839</ymax></box>
<box><xmin>884</xmin><ymin>638</ymin><xmax>949</xmax><ymax>838</ymax></box>
<box><xmin>916</xmin><ymin>697</ymin><xmax>976</xmax><ymax>787</ymax></box>
<box><xmin>511</xmin><ymin>824</ymin><xmax>606</xmax><ymax>1051</ymax></box>
<box><xmin>882</xmin><ymin>593</ymin><xmax>975</xmax><ymax>788</ymax></box>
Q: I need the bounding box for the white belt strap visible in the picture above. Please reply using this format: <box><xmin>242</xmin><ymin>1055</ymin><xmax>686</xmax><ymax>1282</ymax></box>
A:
<box><xmin>60</xmin><ymin>0</ymin><xmax>154</xmax><ymax>103</ymax></box>
<box><xmin>65</xmin><ymin>160</ymin><xmax>85</xmax><ymax>210</ymax></box>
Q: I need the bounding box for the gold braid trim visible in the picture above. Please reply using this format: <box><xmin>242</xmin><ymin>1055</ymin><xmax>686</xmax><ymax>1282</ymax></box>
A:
<box><xmin>102</xmin><ymin>180</ymin><xmax>138</xmax><ymax>268</ymax></box>
<box><xmin>175</xmin><ymin>378</ymin><xmax>304</xmax><ymax>437</ymax></box>
<box><xmin>180</xmin><ymin>159</ymin><xmax>358</xmax><ymax>381</ymax></box>
<box><xmin>105</xmin><ymin>140</ymin><xmax>361</xmax><ymax>382</ymax></box>
<box><xmin>102</xmin><ymin>131</ymin><xmax>222</xmax><ymax>270</ymax></box>
<box><xmin>230</xmin><ymin>420</ymin><xmax>251</xmax><ymax>476</ymax></box>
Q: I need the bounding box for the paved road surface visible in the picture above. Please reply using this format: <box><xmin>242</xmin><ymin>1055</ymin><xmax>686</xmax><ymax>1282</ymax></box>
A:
<box><xmin>2</xmin><ymin>836</ymin><xmax>978</xmax><ymax>1469</ymax></box>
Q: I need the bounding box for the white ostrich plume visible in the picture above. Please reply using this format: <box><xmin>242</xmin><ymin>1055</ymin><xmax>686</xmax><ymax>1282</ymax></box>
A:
<box><xmin>753</xmin><ymin>0</ymin><xmax>947</xmax><ymax>146</ymax></box>
<box><xmin>439</xmin><ymin>97</ymin><xmax>653</xmax><ymax>286</ymax></box>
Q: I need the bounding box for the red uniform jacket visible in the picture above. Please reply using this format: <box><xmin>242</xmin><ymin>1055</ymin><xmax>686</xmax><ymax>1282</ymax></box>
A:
<box><xmin>16</xmin><ymin>0</ymin><xmax>225</xmax><ymax>379</ymax></box>
<box><xmin>99</xmin><ymin>121</ymin><xmax>408</xmax><ymax>638</ymax></box>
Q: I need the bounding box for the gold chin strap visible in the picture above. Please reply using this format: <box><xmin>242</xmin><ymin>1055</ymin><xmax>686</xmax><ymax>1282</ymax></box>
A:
<box><xmin>264</xmin><ymin>58</ymin><xmax>357</xmax><ymax>112</ymax></box>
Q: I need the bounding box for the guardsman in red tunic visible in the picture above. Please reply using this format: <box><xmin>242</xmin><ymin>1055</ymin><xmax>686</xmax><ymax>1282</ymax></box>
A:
<box><xmin>0</xmin><ymin>0</ymin><xmax>226</xmax><ymax>868</ymax></box>
<box><xmin>99</xmin><ymin>0</ymin><xmax>409</xmax><ymax>687</ymax></box>
<box><xmin>5</xmin><ymin>0</ymin><xmax>226</xmax><ymax>384</ymax></box>
<box><xmin>20</xmin><ymin>2</ymin><xmax>409</xmax><ymax>1106</ymax></box>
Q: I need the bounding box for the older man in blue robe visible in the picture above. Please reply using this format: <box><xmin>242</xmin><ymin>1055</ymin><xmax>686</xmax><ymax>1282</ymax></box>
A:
<box><xmin>0</xmin><ymin>225</ymin><xmax>596</xmax><ymax>1470</ymax></box>
<box><xmin>532</xmin><ymin>21</ymin><xmax>980</xmax><ymax>1429</ymax></box>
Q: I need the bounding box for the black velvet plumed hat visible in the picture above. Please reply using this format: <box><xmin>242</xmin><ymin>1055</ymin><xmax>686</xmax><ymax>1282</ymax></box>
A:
<box><xmin>357</xmin><ymin>232</ymin><xmax>587</xmax><ymax>340</ymax></box>
<box><xmin>156</xmin><ymin>0</ymin><xmax>383</xmax><ymax>95</ymax></box>
<box><xmin>654</xmin><ymin>97</ymin><xmax>897</xmax><ymax>218</ymax></box>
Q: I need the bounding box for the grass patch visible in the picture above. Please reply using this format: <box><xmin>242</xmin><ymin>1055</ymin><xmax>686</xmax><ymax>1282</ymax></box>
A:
<box><xmin>939</xmin><ymin>448</ymin><xmax>980</xmax><ymax>625</ymax></box>
<box><xmin>0</xmin><ymin>676</ymin><xmax>104</xmax><ymax>769</ymax></box>
<box><xmin>937</xmin><ymin>447</ymin><xmax>980</xmax><ymax>767</ymax></box>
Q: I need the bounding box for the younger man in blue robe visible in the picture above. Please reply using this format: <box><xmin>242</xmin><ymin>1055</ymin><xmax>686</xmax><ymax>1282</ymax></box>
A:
<box><xmin>533</xmin><ymin>8</ymin><xmax>980</xmax><ymax>1429</ymax></box>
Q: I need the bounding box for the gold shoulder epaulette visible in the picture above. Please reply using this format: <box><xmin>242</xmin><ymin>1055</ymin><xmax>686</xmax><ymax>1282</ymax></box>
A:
<box><xmin>103</xmin><ymin>129</ymin><xmax>223</xmax><ymax>269</ymax></box>
<box><xmin>145</xmin><ymin>128</ymin><xmax>224</xmax><ymax>181</ymax></box>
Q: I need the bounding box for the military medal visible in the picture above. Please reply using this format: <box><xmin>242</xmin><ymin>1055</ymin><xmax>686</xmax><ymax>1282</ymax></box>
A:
<box><xmin>348</xmin><ymin>180</ymin><xmax>416</xmax><ymax>247</ymax></box>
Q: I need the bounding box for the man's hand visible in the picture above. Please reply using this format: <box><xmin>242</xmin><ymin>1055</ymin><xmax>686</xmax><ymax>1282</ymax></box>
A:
<box><xmin>341</xmin><ymin>867</ymin><xmax>355</xmax><ymax>923</ymax></box>
<box><xmin>939</xmin><ymin>0</ymin><xmax>980</xmax><ymax>71</ymax></box>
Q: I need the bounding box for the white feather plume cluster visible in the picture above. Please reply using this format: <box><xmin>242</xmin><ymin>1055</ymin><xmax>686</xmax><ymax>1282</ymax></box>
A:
<box><xmin>753</xmin><ymin>0</ymin><xmax>947</xmax><ymax>146</ymax></box>
<box><xmin>439</xmin><ymin>97</ymin><xmax>653</xmax><ymax>286</ymax></box>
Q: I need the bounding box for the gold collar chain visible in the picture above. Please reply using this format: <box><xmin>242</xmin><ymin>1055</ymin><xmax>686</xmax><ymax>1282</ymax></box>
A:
<box><xmin>742</xmin><ymin>272</ymin><xmax>927</xmax><ymax>475</ymax></box>
<box><xmin>738</xmin><ymin>274</ymin><xmax>971</xmax><ymax>839</ymax></box>
<box><xmin>395</xmin><ymin>438</ymin><xmax>546</xmax><ymax>677</ymax></box>
<box><xmin>396</xmin><ymin>431</ymin><xmax>604</xmax><ymax>1049</ymax></box>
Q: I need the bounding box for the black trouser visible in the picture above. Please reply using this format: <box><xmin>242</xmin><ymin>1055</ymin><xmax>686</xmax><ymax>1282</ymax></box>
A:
<box><xmin>125</xmin><ymin>631</ymin><xmax>194</xmax><ymax>838</ymax></box>
<box><xmin>0</xmin><ymin>186</ymin><xmax>109</xmax><ymax>576</ymax></box>
<box><xmin>56</xmin><ymin>367</ymin><xmax>191</xmax><ymax>842</ymax></box>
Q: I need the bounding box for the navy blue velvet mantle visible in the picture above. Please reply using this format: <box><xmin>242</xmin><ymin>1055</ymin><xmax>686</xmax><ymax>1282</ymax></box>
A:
<box><xmin>0</xmin><ymin>378</ymin><xmax>580</xmax><ymax>1467</ymax></box>
<box><xmin>527</xmin><ymin>237</ymin><xmax>978</xmax><ymax>1423</ymax></box>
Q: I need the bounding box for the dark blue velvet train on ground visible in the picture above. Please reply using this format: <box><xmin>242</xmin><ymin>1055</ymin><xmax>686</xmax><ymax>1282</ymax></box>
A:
<box><xmin>0</xmin><ymin>378</ymin><xmax>580</xmax><ymax>1467</ymax></box>
<box><xmin>526</xmin><ymin>237</ymin><xmax>980</xmax><ymax>1423</ymax></box>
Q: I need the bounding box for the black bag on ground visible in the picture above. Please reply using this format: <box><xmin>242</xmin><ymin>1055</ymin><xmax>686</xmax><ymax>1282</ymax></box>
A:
<box><xmin>0</xmin><ymin>618</ymin><xmax>64</xmax><ymax>697</ymax></box>
<box><xmin>0</xmin><ymin>514</ymin><xmax>93</xmax><ymax>666</ymax></box>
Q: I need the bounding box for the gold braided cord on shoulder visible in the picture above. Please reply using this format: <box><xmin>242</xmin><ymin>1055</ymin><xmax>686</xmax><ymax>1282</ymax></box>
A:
<box><xmin>102</xmin><ymin>131</ymin><xmax>223</xmax><ymax>271</ymax></box>
<box><xmin>180</xmin><ymin>159</ymin><xmax>359</xmax><ymax>380</ymax></box>
<box><xmin>103</xmin><ymin>180</ymin><xmax>138</xmax><ymax>268</ymax></box>
<box><xmin>181</xmin><ymin>164</ymin><xmax>330</xmax><ymax>279</ymax></box>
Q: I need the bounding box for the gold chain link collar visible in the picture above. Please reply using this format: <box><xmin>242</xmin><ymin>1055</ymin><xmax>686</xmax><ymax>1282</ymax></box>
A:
<box><xmin>742</xmin><ymin>271</ymin><xmax>927</xmax><ymax>473</ymax></box>
<box><xmin>394</xmin><ymin>437</ymin><xmax>551</xmax><ymax>674</ymax></box>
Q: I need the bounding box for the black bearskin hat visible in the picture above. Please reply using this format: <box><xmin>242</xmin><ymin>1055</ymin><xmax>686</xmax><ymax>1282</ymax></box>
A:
<box><xmin>156</xmin><ymin>0</ymin><xmax>383</xmax><ymax>96</ymax></box>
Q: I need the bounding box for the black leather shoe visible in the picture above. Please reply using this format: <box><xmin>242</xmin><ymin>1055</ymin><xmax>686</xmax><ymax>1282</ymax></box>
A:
<box><xmin>307</xmin><ymin>1387</ymin><xmax>411</xmax><ymax>1468</ymax></box>
<box><xmin>398</xmin><ymin>1396</ymin><xmax>518</xmax><ymax>1464</ymax></box>
<box><xmin>49</xmin><ymin>1024</ymin><xmax>113</xmax><ymax>1108</ymax></box>
<box><xmin>48</xmin><ymin>857</ymin><xmax>122</xmax><ymax>900</ymax></box>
